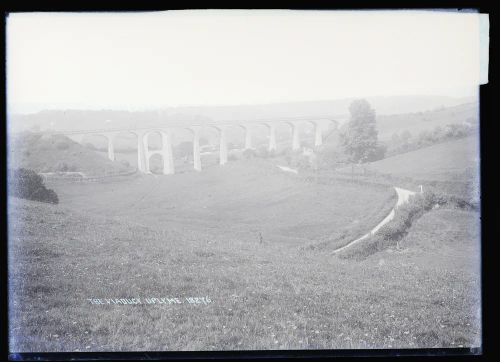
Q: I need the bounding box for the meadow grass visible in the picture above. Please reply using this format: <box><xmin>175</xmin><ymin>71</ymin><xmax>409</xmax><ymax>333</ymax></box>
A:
<box><xmin>8</xmin><ymin>162</ymin><xmax>481</xmax><ymax>351</ymax></box>
<box><xmin>368</xmin><ymin>136</ymin><xmax>479</xmax><ymax>182</ymax></box>
<box><xmin>45</xmin><ymin>159</ymin><xmax>396</xmax><ymax>246</ymax></box>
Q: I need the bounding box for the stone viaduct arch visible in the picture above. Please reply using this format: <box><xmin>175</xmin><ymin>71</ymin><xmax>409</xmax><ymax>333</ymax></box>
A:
<box><xmin>136</xmin><ymin>129</ymin><xmax>175</xmax><ymax>175</ymax></box>
<box><xmin>57</xmin><ymin>116</ymin><xmax>339</xmax><ymax>176</ymax></box>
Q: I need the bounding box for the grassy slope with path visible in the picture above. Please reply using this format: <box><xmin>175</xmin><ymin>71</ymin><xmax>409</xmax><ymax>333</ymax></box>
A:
<box><xmin>8</xmin><ymin>155</ymin><xmax>481</xmax><ymax>351</ymax></box>
<box><xmin>8</xmin><ymin>195</ymin><xmax>480</xmax><ymax>351</ymax></box>
<box><xmin>8</xmin><ymin>100</ymin><xmax>481</xmax><ymax>351</ymax></box>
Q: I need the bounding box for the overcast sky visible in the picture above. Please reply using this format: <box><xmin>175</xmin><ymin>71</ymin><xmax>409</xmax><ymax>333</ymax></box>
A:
<box><xmin>7</xmin><ymin>10</ymin><xmax>488</xmax><ymax>113</ymax></box>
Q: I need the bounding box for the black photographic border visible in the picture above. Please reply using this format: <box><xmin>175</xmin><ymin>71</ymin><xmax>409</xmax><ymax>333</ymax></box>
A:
<box><xmin>0</xmin><ymin>1</ymin><xmax>494</xmax><ymax>360</ymax></box>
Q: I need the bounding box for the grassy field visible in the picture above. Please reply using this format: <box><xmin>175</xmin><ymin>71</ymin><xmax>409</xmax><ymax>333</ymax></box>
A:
<box><xmin>358</xmin><ymin>135</ymin><xmax>481</xmax><ymax>204</ymax></box>
<box><xmin>45</xmin><ymin>159</ymin><xmax>396</xmax><ymax>246</ymax></box>
<box><xmin>8</xmin><ymin>154</ymin><xmax>481</xmax><ymax>352</ymax></box>
<box><xmin>367</xmin><ymin>136</ymin><xmax>479</xmax><ymax>182</ymax></box>
<box><xmin>8</xmin><ymin>196</ymin><xmax>481</xmax><ymax>352</ymax></box>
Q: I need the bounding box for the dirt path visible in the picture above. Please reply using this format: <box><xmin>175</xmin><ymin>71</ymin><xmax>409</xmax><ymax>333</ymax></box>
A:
<box><xmin>332</xmin><ymin>186</ymin><xmax>417</xmax><ymax>254</ymax></box>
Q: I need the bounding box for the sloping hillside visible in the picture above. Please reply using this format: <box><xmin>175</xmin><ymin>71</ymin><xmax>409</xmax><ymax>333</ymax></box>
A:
<box><xmin>376</xmin><ymin>102</ymin><xmax>478</xmax><ymax>141</ymax></box>
<box><xmin>8</xmin><ymin>132</ymin><xmax>133</xmax><ymax>175</ymax></box>
<box><xmin>9</xmin><ymin>192</ymin><xmax>480</xmax><ymax>351</ymax></box>
<box><xmin>368</xmin><ymin>136</ymin><xmax>479</xmax><ymax>182</ymax></box>
<box><xmin>399</xmin><ymin>208</ymin><xmax>480</xmax><ymax>260</ymax></box>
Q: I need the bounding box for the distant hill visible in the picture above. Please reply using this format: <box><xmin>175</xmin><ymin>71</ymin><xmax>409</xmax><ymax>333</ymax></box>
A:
<box><xmin>8</xmin><ymin>94</ymin><xmax>476</xmax><ymax>133</ymax></box>
<box><xmin>8</xmin><ymin>132</ymin><xmax>133</xmax><ymax>175</ymax></box>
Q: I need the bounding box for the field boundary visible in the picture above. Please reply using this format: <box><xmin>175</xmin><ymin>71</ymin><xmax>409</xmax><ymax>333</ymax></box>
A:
<box><xmin>40</xmin><ymin>169</ymin><xmax>138</xmax><ymax>182</ymax></box>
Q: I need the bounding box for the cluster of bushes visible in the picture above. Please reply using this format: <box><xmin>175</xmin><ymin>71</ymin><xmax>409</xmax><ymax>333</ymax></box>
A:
<box><xmin>8</xmin><ymin>168</ymin><xmax>59</xmax><ymax>204</ymax></box>
<box><xmin>388</xmin><ymin>121</ymin><xmax>478</xmax><ymax>157</ymax></box>
<box><xmin>339</xmin><ymin>189</ymin><xmax>478</xmax><ymax>259</ymax></box>
<box><xmin>282</xmin><ymin>149</ymin><xmax>316</xmax><ymax>170</ymax></box>
<box><xmin>316</xmin><ymin>146</ymin><xmax>350</xmax><ymax>169</ymax></box>
<box><xmin>242</xmin><ymin>149</ymin><xmax>257</xmax><ymax>159</ymax></box>
<box><xmin>255</xmin><ymin>147</ymin><xmax>276</xmax><ymax>159</ymax></box>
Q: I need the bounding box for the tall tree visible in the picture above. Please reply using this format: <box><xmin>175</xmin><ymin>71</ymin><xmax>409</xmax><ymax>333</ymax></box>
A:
<box><xmin>342</xmin><ymin>99</ymin><xmax>382</xmax><ymax>163</ymax></box>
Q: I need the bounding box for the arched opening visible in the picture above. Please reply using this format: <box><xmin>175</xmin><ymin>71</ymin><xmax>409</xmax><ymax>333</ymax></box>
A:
<box><xmin>148</xmin><ymin>153</ymin><xmax>164</xmax><ymax>175</ymax></box>
<box><xmin>202</xmin><ymin>126</ymin><xmax>223</xmax><ymax>167</ymax></box>
<box><xmin>171</xmin><ymin>128</ymin><xmax>199</xmax><ymax>173</ymax></box>
<box><xmin>112</xmin><ymin>131</ymin><xmax>139</xmax><ymax>172</ymax></box>
<box><xmin>146</xmin><ymin>130</ymin><xmax>163</xmax><ymax>152</ymax></box>
<box><xmin>226</xmin><ymin>125</ymin><xmax>252</xmax><ymax>161</ymax></box>
<box><xmin>252</xmin><ymin>124</ymin><xmax>273</xmax><ymax>150</ymax></box>
<box><xmin>283</xmin><ymin>122</ymin><xmax>299</xmax><ymax>150</ymax></box>
<box><xmin>226</xmin><ymin>125</ymin><xmax>245</xmax><ymax>151</ymax></box>
<box><xmin>275</xmin><ymin>122</ymin><xmax>295</xmax><ymax>150</ymax></box>
<box><xmin>302</xmin><ymin>121</ymin><xmax>317</xmax><ymax>149</ymax></box>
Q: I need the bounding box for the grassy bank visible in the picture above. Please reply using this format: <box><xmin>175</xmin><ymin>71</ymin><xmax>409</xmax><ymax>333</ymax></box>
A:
<box><xmin>8</xmin><ymin>194</ymin><xmax>481</xmax><ymax>351</ymax></box>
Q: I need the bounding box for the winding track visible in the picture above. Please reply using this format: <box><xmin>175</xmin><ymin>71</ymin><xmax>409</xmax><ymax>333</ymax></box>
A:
<box><xmin>331</xmin><ymin>187</ymin><xmax>417</xmax><ymax>254</ymax></box>
<box><xmin>273</xmin><ymin>165</ymin><xmax>418</xmax><ymax>254</ymax></box>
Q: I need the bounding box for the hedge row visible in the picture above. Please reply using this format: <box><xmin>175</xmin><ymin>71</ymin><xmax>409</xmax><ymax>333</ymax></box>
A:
<box><xmin>338</xmin><ymin>189</ymin><xmax>477</xmax><ymax>260</ymax></box>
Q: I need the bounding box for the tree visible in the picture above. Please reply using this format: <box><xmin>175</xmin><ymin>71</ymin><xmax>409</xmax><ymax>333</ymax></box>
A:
<box><xmin>391</xmin><ymin>132</ymin><xmax>402</xmax><ymax>148</ymax></box>
<box><xmin>399</xmin><ymin>130</ymin><xmax>412</xmax><ymax>152</ymax></box>
<box><xmin>400</xmin><ymin>130</ymin><xmax>412</xmax><ymax>144</ymax></box>
<box><xmin>342</xmin><ymin>99</ymin><xmax>382</xmax><ymax>163</ymax></box>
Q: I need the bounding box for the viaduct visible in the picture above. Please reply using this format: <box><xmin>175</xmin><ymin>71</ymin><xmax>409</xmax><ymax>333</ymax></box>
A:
<box><xmin>47</xmin><ymin>116</ymin><xmax>340</xmax><ymax>175</ymax></box>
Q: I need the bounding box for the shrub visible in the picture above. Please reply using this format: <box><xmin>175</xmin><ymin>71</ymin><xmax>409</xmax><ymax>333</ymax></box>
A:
<box><xmin>282</xmin><ymin>149</ymin><xmax>292</xmax><ymax>165</ymax></box>
<box><xmin>150</xmin><ymin>164</ymin><xmax>162</xmax><ymax>174</ymax></box>
<box><xmin>8</xmin><ymin>168</ymin><xmax>59</xmax><ymax>204</ymax></box>
<box><xmin>56</xmin><ymin>162</ymin><xmax>68</xmax><ymax>172</ymax></box>
<box><xmin>228</xmin><ymin>153</ymin><xmax>239</xmax><ymax>161</ymax></box>
<box><xmin>55</xmin><ymin>162</ymin><xmax>78</xmax><ymax>172</ymax></box>
<box><xmin>289</xmin><ymin>153</ymin><xmax>311</xmax><ymax>169</ymax></box>
<box><xmin>387</xmin><ymin>123</ymin><xmax>478</xmax><ymax>157</ymax></box>
<box><xmin>366</xmin><ymin>143</ymin><xmax>387</xmax><ymax>162</ymax></box>
<box><xmin>242</xmin><ymin>149</ymin><xmax>257</xmax><ymax>159</ymax></box>
<box><xmin>256</xmin><ymin>146</ymin><xmax>271</xmax><ymax>158</ymax></box>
